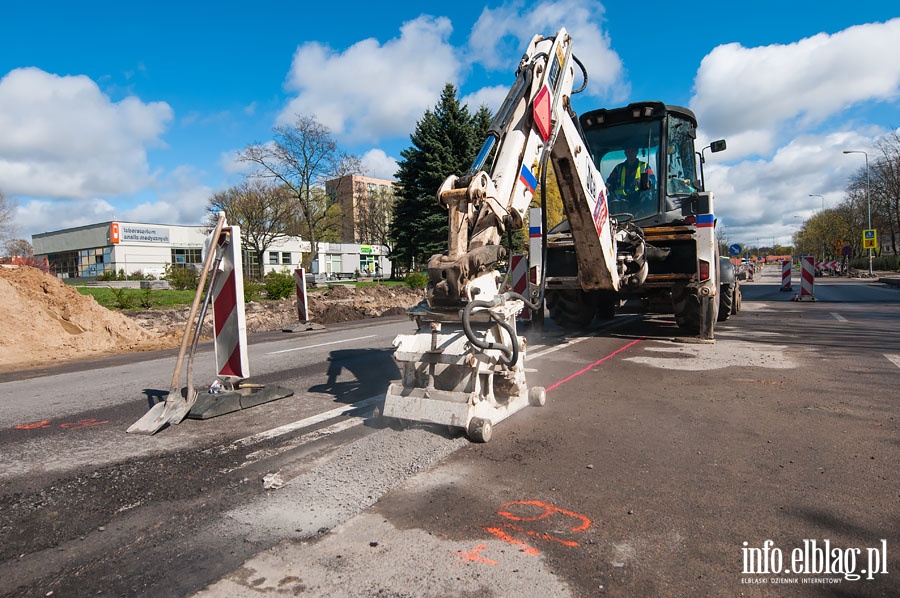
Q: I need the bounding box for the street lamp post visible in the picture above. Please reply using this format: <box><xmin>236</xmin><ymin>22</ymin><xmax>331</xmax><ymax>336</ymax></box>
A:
<box><xmin>842</xmin><ymin>150</ymin><xmax>871</xmax><ymax>276</ymax></box>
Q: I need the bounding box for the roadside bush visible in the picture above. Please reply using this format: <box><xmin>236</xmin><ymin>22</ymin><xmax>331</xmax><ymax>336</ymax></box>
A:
<box><xmin>112</xmin><ymin>288</ymin><xmax>136</xmax><ymax>309</ymax></box>
<box><xmin>127</xmin><ymin>270</ymin><xmax>151</xmax><ymax>280</ymax></box>
<box><xmin>163</xmin><ymin>263</ymin><xmax>199</xmax><ymax>290</ymax></box>
<box><xmin>404</xmin><ymin>271</ymin><xmax>428</xmax><ymax>290</ymax></box>
<box><xmin>873</xmin><ymin>255</ymin><xmax>900</xmax><ymax>271</ymax></box>
<box><xmin>139</xmin><ymin>287</ymin><xmax>154</xmax><ymax>309</ymax></box>
<box><xmin>264</xmin><ymin>269</ymin><xmax>295</xmax><ymax>300</ymax></box>
<box><xmin>244</xmin><ymin>279</ymin><xmax>264</xmax><ymax>303</ymax></box>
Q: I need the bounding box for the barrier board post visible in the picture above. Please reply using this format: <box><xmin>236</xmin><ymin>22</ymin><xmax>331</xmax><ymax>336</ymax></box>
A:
<box><xmin>510</xmin><ymin>254</ymin><xmax>530</xmax><ymax>320</ymax></box>
<box><xmin>187</xmin><ymin>224</ymin><xmax>294</xmax><ymax>420</ymax></box>
<box><xmin>211</xmin><ymin>225</ymin><xmax>249</xmax><ymax>381</ymax></box>
<box><xmin>781</xmin><ymin>260</ymin><xmax>792</xmax><ymax>292</ymax></box>
<box><xmin>793</xmin><ymin>255</ymin><xmax>816</xmax><ymax>301</ymax></box>
<box><xmin>528</xmin><ymin>207</ymin><xmax>544</xmax><ymax>328</ymax></box>
<box><xmin>294</xmin><ymin>267</ymin><xmax>309</xmax><ymax>322</ymax></box>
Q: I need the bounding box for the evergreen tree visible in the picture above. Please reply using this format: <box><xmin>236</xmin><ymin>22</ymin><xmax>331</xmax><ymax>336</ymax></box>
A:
<box><xmin>389</xmin><ymin>84</ymin><xmax>484</xmax><ymax>273</ymax></box>
<box><xmin>472</xmin><ymin>105</ymin><xmax>493</xmax><ymax>142</ymax></box>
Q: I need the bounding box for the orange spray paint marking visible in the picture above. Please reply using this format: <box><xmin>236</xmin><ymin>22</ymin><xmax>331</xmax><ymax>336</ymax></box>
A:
<box><xmin>463</xmin><ymin>499</ymin><xmax>593</xmax><ymax>565</ymax></box>
<box><xmin>483</xmin><ymin>526</ymin><xmax>541</xmax><ymax>556</ymax></box>
<box><xmin>457</xmin><ymin>544</ymin><xmax>498</xmax><ymax>565</ymax></box>
<box><xmin>59</xmin><ymin>418</ymin><xmax>109</xmax><ymax>430</ymax></box>
<box><xmin>14</xmin><ymin>419</ymin><xmax>52</xmax><ymax>430</ymax></box>
<box><xmin>497</xmin><ymin>500</ymin><xmax>592</xmax><ymax>532</ymax></box>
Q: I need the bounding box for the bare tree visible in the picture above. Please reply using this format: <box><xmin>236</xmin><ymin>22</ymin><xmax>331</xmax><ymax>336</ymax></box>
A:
<box><xmin>207</xmin><ymin>179</ymin><xmax>298</xmax><ymax>278</ymax></box>
<box><xmin>0</xmin><ymin>191</ymin><xmax>17</xmax><ymax>244</ymax></box>
<box><xmin>3</xmin><ymin>238</ymin><xmax>33</xmax><ymax>258</ymax></box>
<box><xmin>239</xmin><ymin>115</ymin><xmax>361</xmax><ymax>270</ymax></box>
<box><xmin>873</xmin><ymin>131</ymin><xmax>900</xmax><ymax>254</ymax></box>
<box><xmin>716</xmin><ymin>226</ymin><xmax>730</xmax><ymax>259</ymax></box>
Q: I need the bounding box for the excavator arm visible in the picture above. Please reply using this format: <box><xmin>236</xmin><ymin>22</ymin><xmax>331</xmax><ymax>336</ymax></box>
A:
<box><xmin>427</xmin><ymin>29</ymin><xmax>622</xmax><ymax>306</ymax></box>
<box><xmin>381</xmin><ymin>28</ymin><xmax>643</xmax><ymax>442</ymax></box>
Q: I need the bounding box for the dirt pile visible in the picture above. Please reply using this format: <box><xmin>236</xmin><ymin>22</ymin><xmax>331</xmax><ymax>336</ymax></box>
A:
<box><xmin>0</xmin><ymin>266</ymin><xmax>424</xmax><ymax>372</ymax></box>
<box><xmin>0</xmin><ymin>265</ymin><xmax>161</xmax><ymax>371</ymax></box>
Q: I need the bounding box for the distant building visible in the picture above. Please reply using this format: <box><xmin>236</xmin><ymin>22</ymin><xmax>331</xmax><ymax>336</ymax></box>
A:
<box><xmin>32</xmin><ymin>221</ymin><xmax>391</xmax><ymax>281</ymax></box>
<box><xmin>325</xmin><ymin>174</ymin><xmax>396</xmax><ymax>245</ymax></box>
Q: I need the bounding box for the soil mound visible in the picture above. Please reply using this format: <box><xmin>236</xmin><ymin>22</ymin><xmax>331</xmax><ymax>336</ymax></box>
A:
<box><xmin>0</xmin><ymin>266</ymin><xmax>424</xmax><ymax>373</ymax></box>
<box><xmin>0</xmin><ymin>265</ymin><xmax>159</xmax><ymax>371</ymax></box>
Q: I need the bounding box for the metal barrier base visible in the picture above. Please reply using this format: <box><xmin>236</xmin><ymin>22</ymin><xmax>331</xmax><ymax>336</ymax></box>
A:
<box><xmin>187</xmin><ymin>386</ymin><xmax>294</xmax><ymax>420</ymax></box>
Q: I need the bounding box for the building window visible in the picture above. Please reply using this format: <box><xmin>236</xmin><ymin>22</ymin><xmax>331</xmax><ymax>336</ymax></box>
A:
<box><xmin>47</xmin><ymin>250</ymin><xmax>78</xmax><ymax>278</ymax></box>
<box><xmin>243</xmin><ymin>249</ymin><xmax>261</xmax><ymax>279</ymax></box>
<box><xmin>171</xmin><ymin>248</ymin><xmax>201</xmax><ymax>267</ymax></box>
<box><xmin>325</xmin><ymin>253</ymin><xmax>342</xmax><ymax>274</ymax></box>
<box><xmin>269</xmin><ymin>252</ymin><xmax>279</xmax><ymax>265</ymax></box>
<box><xmin>281</xmin><ymin>252</ymin><xmax>291</xmax><ymax>265</ymax></box>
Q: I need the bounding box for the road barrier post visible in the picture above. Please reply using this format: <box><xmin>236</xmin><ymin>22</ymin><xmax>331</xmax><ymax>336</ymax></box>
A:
<box><xmin>781</xmin><ymin>260</ymin><xmax>792</xmax><ymax>292</ymax></box>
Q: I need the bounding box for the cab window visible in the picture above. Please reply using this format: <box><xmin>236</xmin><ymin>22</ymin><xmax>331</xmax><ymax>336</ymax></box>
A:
<box><xmin>666</xmin><ymin>116</ymin><xmax>698</xmax><ymax>195</ymax></box>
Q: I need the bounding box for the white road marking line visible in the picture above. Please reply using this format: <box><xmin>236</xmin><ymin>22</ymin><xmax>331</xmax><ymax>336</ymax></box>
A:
<box><xmin>528</xmin><ymin>336</ymin><xmax>590</xmax><ymax>360</ymax></box>
<box><xmin>266</xmin><ymin>334</ymin><xmax>378</xmax><ymax>355</ymax></box>
<box><xmin>885</xmin><ymin>354</ymin><xmax>900</xmax><ymax>370</ymax></box>
<box><xmin>223</xmin><ymin>418</ymin><xmax>366</xmax><ymax>473</ymax></box>
<box><xmin>207</xmin><ymin>394</ymin><xmax>383</xmax><ymax>456</ymax></box>
<box><xmin>830</xmin><ymin>312</ymin><xmax>848</xmax><ymax>323</ymax></box>
<box><xmin>234</xmin><ymin>394</ymin><xmax>381</xmax><ymax>446</ymax></box>
<box><xmin>527</xmin><ymin>315</ymin><xmax>641</xmax><ymax>360</ymax></box>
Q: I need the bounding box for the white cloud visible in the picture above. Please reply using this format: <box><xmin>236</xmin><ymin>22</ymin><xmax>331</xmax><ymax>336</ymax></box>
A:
<box><xmin>460</xmin><ymin>85</ymin><xmax>509</xmax><ymax>115</ymax></box>
<box><xmin>707</xmin><ymin>129</ymin><xmax>881</xmax><ymax>245</ymax></box>
<box><xmin>219</xmin><ymin>149</ymin><xmax>248</xmax><ymax>175</ymax></box>
<box><xmin>16</xmin><ymin>198</ymin><xmax>117</xmax><ymax>235</ymax></box>
<box><xmin>15</xmin><ymin>166</ymin><xmax>212</xmax><ymax>238</ymax></box>
<box><xmin>0</xmin><ymin>67</ymin><xmax>173</xmax><ymax>199</ymax></box>
<box><xmin>360</xmin><ymin>149</ymin><xmax>398</xmax><ymax>181</ymax></box>
<box><xmin>280</xmin><ymin>16</ymin><xmax>460</xmax><ymax>144</ymax></box>
<box><xmin>117</xmin><ymin>166</ymin><xmax>212</xmax><ymax>227</ymax></box>
<box><xmin>468</xmin><ymin>0</ymin><xmax>627</xmax><ymax>101</ymax></box>
<box><xmin>692</xmin><ymin>18</ymin><xmax>900</xmax><ymax>158</ymax></box>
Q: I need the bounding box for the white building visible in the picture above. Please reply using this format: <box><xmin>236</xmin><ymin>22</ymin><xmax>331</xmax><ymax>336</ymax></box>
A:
<box><xmin>32</xmin><ymin>221</ymin><xmax>392</xmax><ymax>280</ymax></box>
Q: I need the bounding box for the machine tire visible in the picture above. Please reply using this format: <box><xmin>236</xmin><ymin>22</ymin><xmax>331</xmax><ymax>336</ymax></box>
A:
<box><xmin>717</xmin><ymin>282</ymin><xmax>735</xmax><ymax>321</ymax></box>
<box><xmin>467</xmin><ymin>417</ymin><xmax>493</xmax><ymax>443</ymax></box>
<box><xmin>672</xmin><ymin>284</ymin><xmax>701</xmax><ymax>334</ymax></box>
<box><xmin>597</xmin><ymin>301</ymin><xmax>616</xmax><ymax>320</ymax></box>
<box><xmin>546</xmin><ymin>290</ymin><xmax>596</xmax><ymax>329</ymax></box>
<box><xmin>528</xmin><ymin>386</ymin><xmax>547</xmax><ymax>407</ymax></box>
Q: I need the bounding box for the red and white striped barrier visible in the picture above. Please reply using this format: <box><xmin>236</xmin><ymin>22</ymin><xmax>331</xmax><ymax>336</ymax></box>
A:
<box><xmin>815</xmin><ymin>260</ymin><xmax>841</xmax><ymax>271</ymax></box>
<box><xmin>781</xmin><ymin>260</ymin><xmax>792</xmax><ymax>292</ymax></box>
<box><xmin>294</xmin><ymin>268</ymin><xmax>309</xmax><ymax>322</ymax></box>
<box><xmin>510</xmin><ymin>254</ymin><xmax>530</xmax><ymax>320</ymax></box>
<box><xmin>793</xmin><ymin>256</ymin><xmax>816</xmax><ymax>301</ymax></box>
<box><xmin>211</xmin><ymin>225</ymin><xmax>249</xmax><ymax>380</ymax></box>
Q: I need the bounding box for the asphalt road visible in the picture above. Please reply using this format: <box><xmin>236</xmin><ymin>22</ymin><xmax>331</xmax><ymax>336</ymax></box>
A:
<box><xmin>2</xmin><ymin>266</ymin><xmax>898</xmax><ymax>597</ymax></box>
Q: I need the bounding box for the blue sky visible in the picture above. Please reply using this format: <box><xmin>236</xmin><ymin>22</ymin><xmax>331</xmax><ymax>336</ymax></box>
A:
<box><xmin>1</xmin><ymin>0</ymin><xmax>898</xmax><ymax>250</ymax></box>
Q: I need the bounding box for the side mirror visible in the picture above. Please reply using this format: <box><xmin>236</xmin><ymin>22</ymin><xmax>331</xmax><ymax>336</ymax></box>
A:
<box><xmin>710</xmin><ymin>139</ymin><xmax>726</xmax><ymax>153</ymax></box>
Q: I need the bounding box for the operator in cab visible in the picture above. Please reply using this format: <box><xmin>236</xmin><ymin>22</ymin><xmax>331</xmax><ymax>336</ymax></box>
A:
<box><xmin>606</xmin><ymin>145</ymin><xmax>656</xmax><ymax>205</ymax></box>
